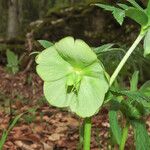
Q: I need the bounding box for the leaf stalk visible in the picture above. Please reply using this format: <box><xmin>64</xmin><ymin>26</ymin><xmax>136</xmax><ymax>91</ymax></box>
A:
<box><xmin>109</xmin><ymin>33</ymin><xmax>145</xmax><ymax>86</ymax></box>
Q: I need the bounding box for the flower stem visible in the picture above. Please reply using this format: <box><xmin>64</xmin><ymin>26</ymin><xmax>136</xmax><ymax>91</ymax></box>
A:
<box><xmin>109</xmin><ymin>33</ymin><xmax>145</xmax><ymax>86</ymax></box>
<box><xmin>83</xmin><ymin>117</ymin><xmax>92</xmax><ymax>150</ymax></box>
<box><xmin>119</xmin><ymin>122</ymin><xmax>129</xmax><ymax>150</ymax></box>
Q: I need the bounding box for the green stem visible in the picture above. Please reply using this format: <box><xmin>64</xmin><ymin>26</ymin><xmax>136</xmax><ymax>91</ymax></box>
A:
<box><xmin>83</xmin><ymin>117</ymin><xmax>92</xmax><ymax>150</ymax></box>
<box><xmin>119</xmin><ymin>122</ymin><xmax>129</xmax><ymax>150</ymax></box>
<box><xmin>109</xmin><ymin>33</ymin><xmax>145</xmax><ymax>86</ymax></box>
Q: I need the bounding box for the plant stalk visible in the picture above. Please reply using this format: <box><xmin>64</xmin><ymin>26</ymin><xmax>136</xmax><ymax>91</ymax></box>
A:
<box><xmin>109</xmin><ymin>33</ymin><xmax>145</xmax><ymax>86</ymax></box>
<box><xmin>83</xmin><ymin>117</ymin><xmax>92</xmax><ymax>150</ymax></box>
<box><xmin>119</xmin><ymin>122</ymin><xmax>129</xmax><ymax>150</ymax></box>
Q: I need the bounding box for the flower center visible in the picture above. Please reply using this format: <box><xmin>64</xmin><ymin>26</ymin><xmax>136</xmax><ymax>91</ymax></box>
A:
<box><xmin>74</xmin><ymin>68</ymin><xmax>83</xmax><ymax>75</ymax></box>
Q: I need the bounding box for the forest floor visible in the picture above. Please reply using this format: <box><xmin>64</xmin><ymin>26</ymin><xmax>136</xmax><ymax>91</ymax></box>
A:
<box><xmin>0</xmin><ymin>66</ymin><xmax>150</xmax><ymax>150</ymax></box>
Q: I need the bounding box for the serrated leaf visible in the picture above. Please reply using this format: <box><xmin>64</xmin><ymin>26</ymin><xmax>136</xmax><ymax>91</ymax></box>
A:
<box><xmin>125</xmin><ymin>7</ymin><xmax>148</xmax><ymax>26</ymax></box>
<box><xmin>121</xmin><ymin>100</ymin><xmax>143</xmax><ymax>119</ymax></box>
<box><xmin>133</xmin><ymin>120</ymin><xmax>150</xmax><ymax>150</ymax></box>
<box><xmin>110</xmin><ymin>88</ymin><xmax>150</xmax><ymax>108</ymax></box>
<box><xmin>117</xmin><ymin>3</ymin><xmax>129</xmax><ymax>10</ymax></box>
<box><xmin>144</xmin><ymin>29</ymin><xmax>150</xmax><ymax>57</ymax></box>
<box><xmin>94</xmin><ymin>4</ymin><xmax>115</xmax><ymax>11</ymax></box>
<box><xmin>130</xmin><ymin>71</ymin><xmax>139</xmax><ymax>91</ymax></box>
<box><xmin>108</xmin><ymin>110</ymin><xmax>122</xmax><ymax>145</ymax></box>
<box><xmin>127</xmin><ymin>0</ymin><xmax>144</xmax><ymax>11</ymax></box>
<box><xmin>95</xmin><ymin>4</ymin><xmax>125</xmax><ymax>25</ymax></box>
<box><xmin>112</xmin><ymin>8</ymin><xmax>125</xmax><ymax>25</ymax></box>
<box><xmin>140</xmin><ymin>80</ymin><xmax>150</xmax><ymax>97</ymax></box>
<box><xmin>38</xmin><ymin>40</ymin><xmax>54</xmax><ymax>48</ymax></box>
<box><xmin>93</xmin><ymin>43</ymin><xmax>114</xmax><ymax>54</ymax></box>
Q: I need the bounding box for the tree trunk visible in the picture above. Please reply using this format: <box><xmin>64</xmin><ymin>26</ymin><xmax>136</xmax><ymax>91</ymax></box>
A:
<box><xmin>7</xmin><ymin>0</ymin><xmax>19</xmax><ymax>39</ymax></box>
<box><xmin>18</xmin><ymin>0</ymin><xmax>23</xmax><ymax>27</ymax></box>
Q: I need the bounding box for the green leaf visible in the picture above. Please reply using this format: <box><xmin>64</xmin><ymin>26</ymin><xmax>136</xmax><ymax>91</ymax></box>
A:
<box><xmin>117</xmin><ymin>3</ymin><xmax>129</xmax><ymax>10</ymax></box>
<box><xmin>93</xmin><ymin>43</ymin><xmax>114</xmax><ymax>54</ymax></box>
<box><xmin>144</xmin><ymin>29</ymin><xmax>150</xmax><ymax>57</ymax></box>
<box><xmin>121</xmin><ymin>100</ymin><xmax>143</xmax><ymax>119</ymax></box>
<box><xmin>94</xmin><ymin>4</ymin><xmax>115</xmax><ymax>11</ymax></box>
<box><xmin>112</xmin><ymin>8</ymin><xmax>125</xmax><ymax>25</ymax></box>
<box><xmin>71</xmin><ymin>75</ymin><xmax>108</xmax><ymax>117</ymax></box>
<box><xmin>130</xmin><ymin>71</ymin><xmax>139</xmax><ymax>91</ymax></box>
<box><xmin>0</xmin><ymin>113</ymin><xmax>23</xmax><ymax>149</ymax></box>
<box><xmin>146</xmin><ymin>0</ymin><xmax>150</xmax><ymax>18</ymax></box>
<box><xmin>38</xmin><ymin>40</ymin><xmax>54</xmax><ymax>48</ymax></box>
<box><xmin>55</xmin><ymin>37</ymin><xmax>97</xmax><ymax>68</ymax></box>
<box><xmin>127</xmin><ymin>0</ymin><xmax>144</xmax><ymax>11</ymax></box>
<box><xmin>95</xmin><ymin>4</ymin><xmax>125</xmax><ymax>25</ymax></box>
<box><xmin>140</xmin><ymin>80</ymin><xmax>150</xmax><ymax>97</ymax></box>
<box><xmin>6</xmin><ymin>49</ymin><xmax>18</xmax><ymax>66</ymax></box>
<box><xmin>133</xmin><ymin>120</ymin><xmax>150</xmax><ymax>150</ymax></box>
<box><xmin>108</xmin><ymin>110</ymin><xmax>122</xmax><ymax>145</ymax></box>
<box><xmin>6</xmin><ymin>49</ymin><xmax>19</xmax><ymax>74</ymax></box>
<box><xmin>125</xmin><ymin>7</ymin><xmax>148</xmax><ymax>26</ymax></box>
<box><xmin>110</xmin><ymin>88</ymin><xmax>150</xmax><ymax>108</ymax></box>
<box><xmin>36</xmin><ymin>46</ymin><xmax>72</xmax><ymax>81</ymax></box>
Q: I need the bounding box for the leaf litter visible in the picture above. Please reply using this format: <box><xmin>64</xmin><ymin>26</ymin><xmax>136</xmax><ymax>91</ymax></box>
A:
<box><xmin>0</xmin><ymin>66</ymin><xmax>150</xmax><ymax>150</ymax></box>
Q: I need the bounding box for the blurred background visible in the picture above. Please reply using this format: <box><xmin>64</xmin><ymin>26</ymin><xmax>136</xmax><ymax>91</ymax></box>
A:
<box><xmin>0</xmin><ymin>1</ymin><xmax>150</xmax><ymax>149</ymax></box>
<box><xmin>0</xmin><ymin>0</ymin><xmax>150</xmax><ymax>81</ymax></box>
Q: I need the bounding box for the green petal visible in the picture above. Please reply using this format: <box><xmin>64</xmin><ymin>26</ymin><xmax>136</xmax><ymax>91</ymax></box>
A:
<box><xmin>83</xmin><ymin>61</ymin><xmax>104</xmax><ymax>78</ymax></box>
<box><xmin>72</xmin><ymin>75</ymin><xmax>109</xmax><ymax>117</ymax></box>
<box><xmin>36</xmin><ymin>46</ymin><xmax>73</xmax><ymax>81</ymax></box>
<box><xmin>55</xmin><ymin>37</ymin><xmax>97</xmax><ymax>68</ymax></box>
<box><xmin>36</xmin><ymin>64</ymin><xmax>72</xmax><ymax>81</ymax></box>
<box><xmin>36</xmin><ymin>46</ymin><xmax>71</xmax><ymax>66</ymax></box>
<box><xmin>67</xmin><ymin>92</ymin><xmax>77</xmax><ymax>112</ymax></box>
<box><xmin>44</xmin><ymin>78</ymin><xmax>71</xmax><ymax>107</ymax></box>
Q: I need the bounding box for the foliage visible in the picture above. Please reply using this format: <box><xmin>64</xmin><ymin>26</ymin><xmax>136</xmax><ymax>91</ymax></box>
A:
<box><xmin>95</xmin><ymin>0</ymin><xmax>150</xmax><ymax>57</ymax></box>
<box><xmin>38</xmin><ymin>40</ymin><xmax>54</xmax><ymax>48</ymax></box>
<box><xmin>108</xmin><ymin>110</ymin><xmax>122</xmax><ymax>145</ymax></box>
<box><xmin>133</xmin><ymin>120</ymin><xmax>150</xmax><ymax>150</ymax></box>
<box><xmin>6</xmin><ymin>49</ymin><xmax>19</xmax><ymax>74</ymax></box>
<box><xmin>93</xmin><ymin>43</ymin><xmax>124</xmax><ymax>54</ymax></box>
<box><xmin>108</xmin><ymin>71</ymin><xmax>150</xmax><ymax>149</ymax></box>
<box><xmin>0</xmin><ymin>113</ymin><xmax>23</xmax><ymax>150</ymax></box>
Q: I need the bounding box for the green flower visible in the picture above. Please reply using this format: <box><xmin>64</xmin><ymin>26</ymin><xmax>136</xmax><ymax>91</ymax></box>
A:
<box><xmin>36</xmin><ymin>37</ymin><xmax>109</xmax><ymax>118</ymax></box>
